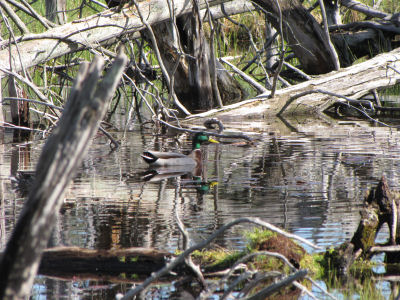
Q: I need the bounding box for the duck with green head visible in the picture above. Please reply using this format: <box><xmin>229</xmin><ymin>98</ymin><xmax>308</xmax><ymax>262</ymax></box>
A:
<box><xmin>141</xmin><ymin>132</ymin><xmax>219</xmax><ymax>167</ymax></box>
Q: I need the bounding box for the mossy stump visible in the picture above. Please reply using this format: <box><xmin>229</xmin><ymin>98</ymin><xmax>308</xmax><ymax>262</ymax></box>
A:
<box><xmin>327</xmin><ymin>176</ymin><xmax>400</xmax><ymax>275</ymax></box>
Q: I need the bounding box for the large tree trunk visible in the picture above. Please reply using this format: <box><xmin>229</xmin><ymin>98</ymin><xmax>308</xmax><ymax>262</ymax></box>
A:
<box><xmin>251</xmin><ymin>0</ymin><xmax>338</xmax><ymax>74</ymax></box>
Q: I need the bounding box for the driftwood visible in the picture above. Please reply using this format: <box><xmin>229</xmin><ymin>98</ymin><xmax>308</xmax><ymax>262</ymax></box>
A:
<box><xmin>0</xmin><ymin>51</ymin><xmax>127</xmax><ymax>299</ymax></box>
<box><xmin>185</xmin><ymin>46</ymin><xmax>400</xmax><ymax>119</ymax></box>
<box><xmin>38</xmin><ymin>246</ymin><xmax>172</xmax><ymax>277</ymax></box>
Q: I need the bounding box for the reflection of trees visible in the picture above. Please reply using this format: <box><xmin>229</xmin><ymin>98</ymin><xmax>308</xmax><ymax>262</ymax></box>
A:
<box><xmin>35</xmin><ymin>128</ymin><xmax>400</xmax><ymax>253</ymax></box>
<box><xmin>5</xmin><ymin>127</ymin><xmax>400</xmax><ymax>296</ymax></box>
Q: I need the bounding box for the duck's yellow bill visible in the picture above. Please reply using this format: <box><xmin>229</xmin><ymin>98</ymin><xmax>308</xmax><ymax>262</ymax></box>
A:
<box><xmin>208</xmin><ymin>137</ymin><xmax>219</xmax><ymax>144</ymax></box>
<box><xmin>209</xmin><ymin>181</ymin><xmax>219</xmax><ymax>188</ymax></box>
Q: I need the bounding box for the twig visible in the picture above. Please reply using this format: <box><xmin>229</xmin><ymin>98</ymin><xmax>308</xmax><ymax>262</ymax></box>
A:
<box><xmin>340</xmin><ymin>0</ymin><xmax>391</xmax><ymax>20</ymax></box>
<box><xmin>269</xmin><ymin>0</ymin><xmax>284</xmax><ymax>98</ymax></box>
<box><xmin>369</xmin><ymin>245</ymin><xmax>400</xmax><ymax>253</ymax></box>
<box><xmin>2</xmin><ymin>97</ymin><xmax>120</xmax><ymax>148</ymax></box>
<box><xmin>293</xmin><ymin>281</ymin><xmax>318</xmax><ymax>300</ymax></box>
<box><xmin>245</xmin><ymin>269</ymin><xmax>308</xmax><ymax>300</ymax></box>
<box><xmin>2</xmin><ymin>97</ymin><xmax>60</xmax><ymax>111</ymax></box>
<box><xmin>219</xmin><ymin>58</ymin><xmax>268</xmax><ymax>94</ymax></box>
<box><xmin>282</xmin><ymin>61</ymin><xmax>311</xmax><ymax>80</ymax></box>
<box><xmin>0</xmin><ymin>67</ymin><xmax>50</xmax><ymax>104</ymax></box>
<box><xmin>174</xmin><ymin>181</ymin><xmax>207</xmax><ymax>288</ymax></box>
<box><xmin>220</xmin><ymin>3</ymin><xmax>270</xmax><ymax>87</ymax></box>
<box><xmin>201</xmin><ymin>251</ymin><xmax>295</xmax><ymax>300</ymax></box>
<box><xmin>238</xmin><ymin>271</ymin><xmax>281</xmax><ymax>298</ymax></box>
<box><xmin>18</xmin><ymin>0</ymin><xmax>53</xmax><ymax>29</ymax></box>
<box><xmin>89</xmin><ymin>0</ymin><xmax>109</xmax><ymax>9</ymax></box>
<box><xmin>99</xmin><ymin>126</ymin><xmax>119</xmax><ymax>149</ymax></box>
<box><xmin>0</xmin><ymin>6</ymin><xmax>28</xmax><ymax>78</ymax></box>
<box><xmin>317</xmin><ymin>0</ymin><xmax>340</xmax><ymax>70</ymax></box>
<box><xmin>221</xmin><ymin>271</ymin><xmax>254</xmax><ymax>299</ymax></box>
<box><xmin>205</xmin><ymin>0</ymin><xmax>223</xmax><ymax>108</ymax></box>
<box><xmin>0</xmin><ymin>121</ymin><xmax>45</xmax><ymax>133</ymax></box>
<box><xmin>305</xmin><ymin>276</ymin><xmax>338</xmax><ymax>300</ymax></box>
<box><xmin>6</xmin><ymin>0</ymin><xmax>55</xmax><ymax>28</ymax></box>
<box><xmin>277</xmin><ymin>88</ymin><xmax>374</xmax><ymax>115</ymax></box>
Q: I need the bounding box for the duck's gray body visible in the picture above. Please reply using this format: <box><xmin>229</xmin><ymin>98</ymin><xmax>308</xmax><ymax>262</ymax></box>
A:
<box><xmin>141</xmin><ymin>150</ymin><xmax>199</xmax><ymax>167</ymax></box>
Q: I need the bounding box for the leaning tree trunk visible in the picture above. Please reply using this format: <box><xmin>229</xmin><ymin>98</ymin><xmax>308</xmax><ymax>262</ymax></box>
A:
<box><xmin>252</xmin><ymin>0</ymin><xmax>338</xmax><ymax>74</ymax></box>
<box><xmin>0</xmin><ymin>52</ymin><xmax>127</xmax><ymax>299</ymax></box>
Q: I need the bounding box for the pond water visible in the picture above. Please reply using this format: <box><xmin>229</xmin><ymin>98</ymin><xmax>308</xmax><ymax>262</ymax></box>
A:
<box><xmin>1</xmin><ymin>116</ymin><xmax>400</xmax><ymax>299</ymax></box>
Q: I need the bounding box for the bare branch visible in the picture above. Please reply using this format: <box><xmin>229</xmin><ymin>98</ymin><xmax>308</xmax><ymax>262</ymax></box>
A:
<box><xmin>0</xmin><ymin>0</ymin><xmax>29</xmax><ymax>34</ymax></box>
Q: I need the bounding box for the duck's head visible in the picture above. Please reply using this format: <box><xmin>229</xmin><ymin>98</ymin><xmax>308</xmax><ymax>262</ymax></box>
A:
<box><xmin>192</xmin><ymin>132</ymin><xmax>219</xmax><ymax>150</ymax></box>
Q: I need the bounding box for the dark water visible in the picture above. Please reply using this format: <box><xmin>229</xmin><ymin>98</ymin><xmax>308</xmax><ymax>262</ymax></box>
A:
<box><xmin>1</xmin><ymin>117</ymin><xmax>399</xmax><ymax>298</ymax></box>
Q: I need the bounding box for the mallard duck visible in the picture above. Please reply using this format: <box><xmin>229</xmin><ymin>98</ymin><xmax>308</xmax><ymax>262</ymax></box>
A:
<box><xmin>141</xmin><ymin>132</ymin><xmax>218</xmax><ymax>167</ymax></box>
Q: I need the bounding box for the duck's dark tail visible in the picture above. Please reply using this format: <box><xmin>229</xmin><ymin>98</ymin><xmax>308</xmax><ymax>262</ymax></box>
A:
<box><xmin>141</xmin><ymin>152</ymin><xmax>158</xmax><ymax>164</ymax></box>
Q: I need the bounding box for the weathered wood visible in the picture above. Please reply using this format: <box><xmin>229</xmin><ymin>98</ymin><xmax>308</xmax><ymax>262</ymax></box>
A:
<box><xmin>0</xmin><ymin>0</ymin><xmax>229</xmax><ymax>75</ymax></box>
<box><xmin>38</xmin><ymin>246</ymin><xmax>172</xmax><ymax>276</ymax></box>
<box><xmin>0</xmin><ymin>51</ymin><xmax>127</xmax><ymax>299</ymax></box>
<box><xmin>185</xmin><ymin>46</ymin><xmax>400</xmax><ymax>119</ymax></box>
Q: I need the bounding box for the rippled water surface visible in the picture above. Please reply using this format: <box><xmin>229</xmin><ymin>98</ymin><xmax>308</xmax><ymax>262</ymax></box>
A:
<box><xmin>1</xmin><ymin>117</ymin><xmax>400</xmax><ymax>298</ymax></box>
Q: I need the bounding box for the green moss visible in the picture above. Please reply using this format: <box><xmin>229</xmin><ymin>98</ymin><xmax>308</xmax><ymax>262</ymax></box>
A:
<box><xmin>191</xmin><ymin>248</ymin><xmax>243</xmax><ymax>270</ymax></box>
<box><xmin>244</xmin><ymin>228</ymin><xmax>277</xmax><ymax>251</ymax></box>
<box><xmin>300</xmin><ymin>252</ymin><xmax>324</xmax><ymax>277</ymax></box>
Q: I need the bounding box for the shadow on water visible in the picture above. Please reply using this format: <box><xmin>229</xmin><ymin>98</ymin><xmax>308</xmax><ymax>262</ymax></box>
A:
<box><xmin>2</xmin><ymin>116</ymin><xmax>400</xmax><ymax>298</ymax></box>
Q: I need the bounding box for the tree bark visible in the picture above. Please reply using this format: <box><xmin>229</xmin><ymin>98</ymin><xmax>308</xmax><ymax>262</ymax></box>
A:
<box><xmin>150</xmin><ymin>12</ymin><xmax>245</xmax><ymax>112</ymax></box>
<box><xmin>251</xmin><ymin>0</ymin><xmax>338</xmax><ymax>74</ymax></box>
<box><xmin>0</xmin><ymin>51</ymin><xmax>127</xmax><ymax>299</ymax></box>
<box><xmin>45</xmin><ymin>0</ymin><xmax>66</xmax><ymax>24</ymax></box>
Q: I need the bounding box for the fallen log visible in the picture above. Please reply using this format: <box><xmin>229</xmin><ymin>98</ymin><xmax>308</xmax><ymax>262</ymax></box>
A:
<box><xmin>38</xmin><ymin>246</ymin><xmax>172</xmax><ymax>277</ymax></box>
<box><xmin>0</xmin><ymin>0</ymin><xmax>246</xmax><ymax>74</ymax></box>
<box><xmin>185</xmin><ymin>46</ymin><xmax>400</xmax><ymax>119</ymax></box>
